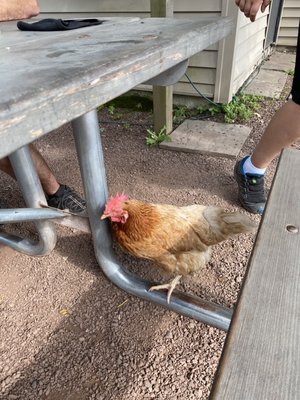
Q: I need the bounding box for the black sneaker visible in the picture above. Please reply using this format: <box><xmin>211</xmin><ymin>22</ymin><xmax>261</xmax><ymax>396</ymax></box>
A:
<box><xmin>47</xmin><ymin>185</ymin><xmax>87</xmax><ymax>216</ymax></box>
<box><xmin>234</xmin><ymin>157</ymin><xmax>266</xmax><ymax>215</ymax></box>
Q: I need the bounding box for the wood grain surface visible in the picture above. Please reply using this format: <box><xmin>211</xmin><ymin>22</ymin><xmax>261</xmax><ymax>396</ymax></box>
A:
<box><xmin>0</xmin><ymin>16</ymin><xmax>233</xmax><ymax>158</ymax></box>
<box><xmin>211</xmin><ymin>148</ymin><xmax>300</xmax><ymax>400</ymax></box>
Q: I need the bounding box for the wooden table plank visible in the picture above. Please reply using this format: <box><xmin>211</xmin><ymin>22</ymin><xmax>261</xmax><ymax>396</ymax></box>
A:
<box><xmin>0</xmin><ymin>15</ymin><xmax>236</xmax><ymax>329</ymax></box>
<box><xmin>210</xmin><ymin>148</ymin><xmax>300</xmax><ymax>400</ymax></box>
<box><xmin>0</xmin><ymin>16</ymin><xmax>233</xmax><ymax>158</ymax></box>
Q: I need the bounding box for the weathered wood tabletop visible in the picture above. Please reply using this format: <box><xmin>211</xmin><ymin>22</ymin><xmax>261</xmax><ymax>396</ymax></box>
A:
<box><xmin>0</xmin><ymin>16</ymin><xmax>233</xmax><ymax>158</ymax></box>
<box><xmin>210</xmin><ymin>148</ymin><xmax>300</xmax><ymax>399</ymax></box>
<box><xmin>0</xmin><ymin>16</ymin><xmax>236</xmax><ymax>329</ymax></box>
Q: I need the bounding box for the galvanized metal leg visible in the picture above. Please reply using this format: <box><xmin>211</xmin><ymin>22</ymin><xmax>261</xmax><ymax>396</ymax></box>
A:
<box><xmin>72</xmin><ymin>110</ymin><xmax>232</xmax><ymax>331</ymax></box>
<box><xmin>0</xmin><ymin>146</ymin><xmax>58</xmax><ymax>255</ymax></box>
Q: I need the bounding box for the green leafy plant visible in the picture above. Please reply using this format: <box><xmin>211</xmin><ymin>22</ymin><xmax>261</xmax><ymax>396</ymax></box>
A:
<box><xmin>222</xmin><ymin>102</ymin><xmax>251</xmax><ymax>123</ymax></box>
<box><xmin>197</xmin><ymin>104</ymin><xmax>222</xmax><ymax>116</ymax></box>
<box><xmin>173</xmin><ymin>106</ymin><xmax>191</xmax><ymax>124</ymax></box>
<box><xmin>221</xmin><ymin>93</ymin><xmax>263</xmax><ymax>123</ymax></box>
<box><xmin>197</xmin><ymin>105</ymin><xmax>208</xmax><ymax>114</ymax></box>
<box><xmin>123</xmin><ymin>122</ymin><xmax>131</xmax><ymax>129</ymax></box>
<box><xmin>287</xmin><ymin>69</ymin><xmax>294</xmax><ymax>76</ymax></box>
<box><xmin>108</xmin><ymin>104</ymin><xmax>116</xmax><ymax>115</ymax></box>
<box><xmin>146</xmin><ymin>126</ymin><xmax>171</xmax><ymax>147</ymax></box>
<box><xmin>240</xmin><ymin>93</ymin><xmax>263</xmax><ymax>109</ymax></box>
<box><xmin>107</xmin><ymin>104</ymin><xmax>124</xmax><ymax>120</ymax></box>
<box><xmin>196</xmin><ymin>93</ymin><xmax>263</xmax><ymax>123</ymax></box>
<box><xmin>208</xmin><ymin>106</ymin><xmax>220</xmax><ymax>116</ymax></box>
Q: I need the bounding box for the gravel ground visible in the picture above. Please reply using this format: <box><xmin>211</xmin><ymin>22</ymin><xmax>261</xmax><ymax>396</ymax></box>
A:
<box><xmin>0</xmin><ymin>73</ymin><xmax>294</xmax><ymax>400</ymax></box>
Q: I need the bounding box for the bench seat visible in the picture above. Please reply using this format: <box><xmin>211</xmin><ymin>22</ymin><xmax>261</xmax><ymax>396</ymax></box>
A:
<box><xmin>210</xmin><ymin>148</ymin><xmax>300</xmax><ymax>400</ymax></box>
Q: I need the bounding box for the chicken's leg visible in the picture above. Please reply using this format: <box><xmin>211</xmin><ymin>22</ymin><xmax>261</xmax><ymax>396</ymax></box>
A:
<box><xmin>149</xmin><ymin>275</ymin><xmax>182</xmax><ymax>303</ymax></box>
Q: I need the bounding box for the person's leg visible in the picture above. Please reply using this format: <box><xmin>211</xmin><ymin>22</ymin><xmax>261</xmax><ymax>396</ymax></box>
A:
<box><xmin>235</xmin><ymin>22</ymin><xmax>300</xmax><ymax>214</ymax></box>
<box><xmin>27</xmin><ymin>144</ymin><xmax>60</xmax><ymax>195</ymax></box>
<box><xmin>0</xmin><ymin>144</ymin><xmax>60</xmax><ymax>195</ymax></box>
<box><xmin>251</xmin><ymin>19</ymin><xmax>300</xmax><ymax>169</ymax></box>
<box><xmin>0</xmin><ymin>144</ymin><xmax>86</xmax><ymax>215</ymax></box>
<box><xmin>0</xmin><ymin>157</ymin><xmax>14</xmax><ymax>177</ymax></box>
<box><xmin>28</xmin><ymin>145</ymin><xmax>87</xmax><ymax>214</ymax></box>
<box><xmin>251</xmin><ymin>100</ymin><xmax>300</xmax><ymax>169</ymax></box>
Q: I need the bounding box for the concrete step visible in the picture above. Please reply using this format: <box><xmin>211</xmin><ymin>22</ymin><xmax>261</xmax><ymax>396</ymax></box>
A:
<box><xmin>162</xmin><ymin>51</ymin><xmax>294</xmax><ymax>158</ymax></box>
<box><xmin>160</xmin><ymin>119</ymin><xmax>251</xmax><ymax>159</ymax></box>
<box><xmin>243</xmin><ymin>50</ymin><xmax>295</xmax><ymax>99</ymax></box>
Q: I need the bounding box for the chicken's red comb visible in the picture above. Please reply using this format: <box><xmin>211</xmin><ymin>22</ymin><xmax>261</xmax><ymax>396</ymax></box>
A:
<box><xmin>106</xmin><ymin>192</ymin><xmax>128</xmax><ymax>208</ymax></box>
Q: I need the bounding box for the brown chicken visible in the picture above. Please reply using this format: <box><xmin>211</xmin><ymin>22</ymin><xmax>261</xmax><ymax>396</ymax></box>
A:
<box><xmin>101</xmin><ymin>193</ymin><xmax>255</xmax><ymax>302</ymax></box>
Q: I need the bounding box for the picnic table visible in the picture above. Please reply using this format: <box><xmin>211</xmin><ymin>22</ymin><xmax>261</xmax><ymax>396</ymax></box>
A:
<box><xmin>0</xmin><ymin>16</ymin><xmax>233</xmax><ymax>330</ymax></box>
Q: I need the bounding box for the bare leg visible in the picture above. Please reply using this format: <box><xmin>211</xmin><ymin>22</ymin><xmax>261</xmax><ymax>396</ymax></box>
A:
<box><xmin>149</xmin><ymin>275</ymin><xmax>182</xmax><ymax>303</ymax></box>
<box><xmin>0</xmin><ymin>157</ymin><xmax>14</xmax><ymax>177</ymax></box>
<box><xmin>251</xmin><ymin>100</ymin><xmax>300</xmax><ymax>169</ymax></box>
<box><xmin>0</xmin><ymin>144</ymin><xmax>59</xmax><ymax>195</ymax></box>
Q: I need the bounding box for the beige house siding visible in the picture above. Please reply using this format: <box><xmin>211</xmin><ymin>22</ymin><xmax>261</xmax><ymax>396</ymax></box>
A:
<box><xmin>278</xmin><ymin>0</ymin><xmax>300</xmax><ymax>47</ymax></box>
<box><xmin>38</xmin><ymin>0</ymin><xmax>269</xmax><ymax>104</ymax></box>
<box><xmin>213</xmin><ymin>1</ymin><xmax>269</xmax><ymax>103</ymax></box>
<box><xmin>232</xmin><ymin>12</ymin><xmax>269</xmax><ymax>95</ymax></box>
<box><xmin>38</xmin><ymin>0</ymin><xmax>222</xmax><ymax>15</ymax></box>
<box><xmin>39</xmin><ymin>0</ymin><xmax>221</xmax><ymax>102</ymax></box>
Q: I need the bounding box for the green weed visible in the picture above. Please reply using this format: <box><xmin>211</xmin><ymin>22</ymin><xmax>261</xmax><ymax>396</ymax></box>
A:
<box><xmin>107</xmin><ymin>104</ymin><xmax>124</xmax><ymax>119</ymax></box>
<box><xmin>146</xmin><ymin>126</ymin><xmax>171</xmax><ymax>147</ymax></box>
<box><xmin>208</xmin><ymin>106</ymin><xmax>220</xmax><ymax>116</ymax></box>
<box><xmin>123</xmin><ymin>122</ymin><xmax>131</xmax><ymax>129</ymax></box>
<box><xmin>197</xmin><ymin>104</ymin><xmax>222</xmax><ymax>116</ymax></box>
<box><xmin>222</xmin><ymin>94</ymin><xmax>263</xmax><ymax>123</ymax></box>
<box><xmin>108</xmin><ymin>104</ymin><xmax>116</xmax><ymax>115</ymax></box>
<box><xmin>197</xmin><ymin>93</ymin><xmax>263</xmax><ymax>123</ymax></box>
<box><xmin>173</xmin><ymin>106</ymin><xmax>191</xmax><ymax>124</ymax></box>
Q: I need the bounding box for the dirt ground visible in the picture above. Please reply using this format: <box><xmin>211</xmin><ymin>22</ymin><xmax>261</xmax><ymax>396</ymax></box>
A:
<box><xmin>0</xmin><ymin>75</ymin><xmax>294</xmax><ymax>400</ymax></box>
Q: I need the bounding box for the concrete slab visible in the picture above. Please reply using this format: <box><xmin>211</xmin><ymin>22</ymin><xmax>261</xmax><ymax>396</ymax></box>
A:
<box><xmin>160</xmin><ymin>119</ymin><xmax>251</xmax><ymax>159</ymax></box>
<box><xmin>262</xmin><ymin>51</ymin><xmax>296</xmax><ymax>72</ymax></box>
<box><xmin>243</xmin><ymin>69</ymin><xmax>287</xmax><ymax>98</ymax></box>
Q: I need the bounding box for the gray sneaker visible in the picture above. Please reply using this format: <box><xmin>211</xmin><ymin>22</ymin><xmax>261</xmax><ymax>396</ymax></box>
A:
<box><xmin>47</xmin><ymin>185</ymin><xmax>87</xmax><ymax>216</ymax></box>
<box><xmin>234</xmin><ymin>157</ymin><xmax>266</xmax><ymax>215</ymax></box>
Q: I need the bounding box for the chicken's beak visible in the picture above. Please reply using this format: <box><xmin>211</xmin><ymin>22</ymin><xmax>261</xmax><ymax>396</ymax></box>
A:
<box><xmin>100</xmin><ymin>213</ymin><xmax>109</xmax><ymax>220</ymax></box>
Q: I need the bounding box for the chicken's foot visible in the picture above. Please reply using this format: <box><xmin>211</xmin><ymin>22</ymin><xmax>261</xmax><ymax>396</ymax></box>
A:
<box><xmin>149</xmin><ymin>275</ymin><xmax>182</xmax><ymax>303</ymax></box>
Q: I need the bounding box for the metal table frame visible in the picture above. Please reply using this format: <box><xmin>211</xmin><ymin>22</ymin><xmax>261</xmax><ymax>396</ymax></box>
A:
<box><xmin>0</xmin><ymin>17</ymin><xmax>234</xmax><ymax>331</ymax></box>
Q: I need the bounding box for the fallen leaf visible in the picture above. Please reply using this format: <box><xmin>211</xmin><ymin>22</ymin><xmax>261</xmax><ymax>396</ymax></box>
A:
<box><xmin>59</xmin><ymin>308</ymin><xmax>69</xmax><ymax>316</ymax></box>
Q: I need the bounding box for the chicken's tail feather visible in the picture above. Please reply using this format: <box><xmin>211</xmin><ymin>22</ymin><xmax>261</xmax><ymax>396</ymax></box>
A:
<box><xmin>203</xmin><ymin>206</ymin><xmax>257</xmax><ymax>244</ymax></box>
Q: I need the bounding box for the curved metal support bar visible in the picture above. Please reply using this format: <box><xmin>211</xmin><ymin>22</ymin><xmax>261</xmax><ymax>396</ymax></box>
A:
<box><xmin>95</xmin><ymin>244</ymin><xmax>232</xmax><ymax>331</ymax></box>
<box><xmin>143</xmin><ymin>60</ymin><xmax>188</xmax><ymax>86</ymax></box>
<box><xmin>72</xmin><ymin>110</ymin><xmax>232</xmax><ymax>331</ymax></box>
<box><xmin>0</xmin><ymin>208</ymin><xmax>66</xmax><ymax>224</ymax></box>
<box><xmin>0</xmin><ymin>146</ymin><xmax>57</xmax><ymax>256</ymax></box>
